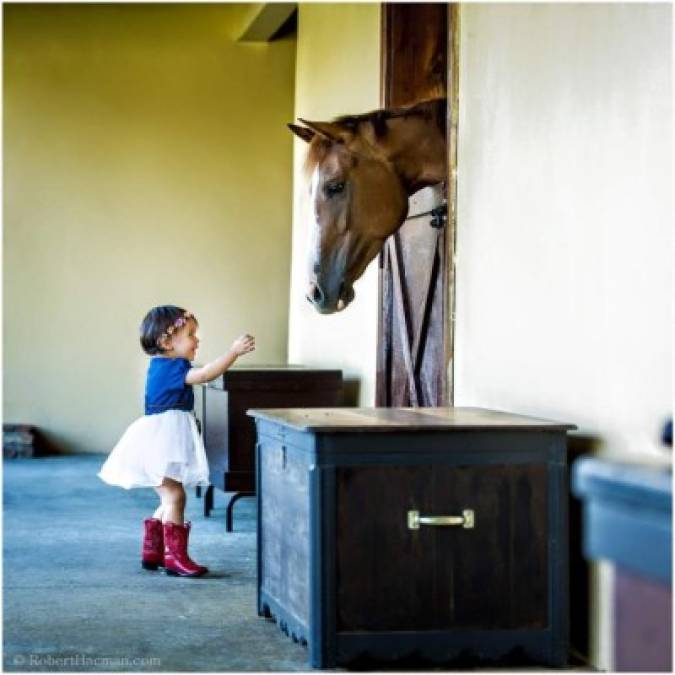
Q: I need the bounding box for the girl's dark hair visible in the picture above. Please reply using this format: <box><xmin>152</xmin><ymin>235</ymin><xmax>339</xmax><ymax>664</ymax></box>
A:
<box><xmin>139</xmin><ymin>305</ymin><xmax>198</xmax><ymax>355</ymax></box>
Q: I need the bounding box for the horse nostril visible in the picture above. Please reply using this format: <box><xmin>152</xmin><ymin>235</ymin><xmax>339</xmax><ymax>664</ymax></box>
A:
<box><xmin>307</xmin><ymin>282</ymin><xmax>325</xmax><ymax>306</ymax></box>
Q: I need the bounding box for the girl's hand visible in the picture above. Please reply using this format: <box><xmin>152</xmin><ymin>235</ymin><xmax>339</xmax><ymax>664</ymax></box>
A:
<box><xmin>231</xmin><ymin>334</ymin><xmax>255</xmax><ymax>357</ymax></box>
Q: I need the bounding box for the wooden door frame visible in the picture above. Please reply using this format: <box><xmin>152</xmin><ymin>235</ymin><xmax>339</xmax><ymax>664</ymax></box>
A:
<box><xmin>445</xmin><ymin>3</ymin><xmax>460</xmax><ymax>406</ymax></box>
<box><xmin>376</xmin><ymin>3</ymin><xmax>460</xmax><ymax>406</ymax></box>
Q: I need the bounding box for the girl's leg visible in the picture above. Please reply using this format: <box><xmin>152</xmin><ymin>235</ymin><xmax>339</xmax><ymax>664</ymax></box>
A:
<box><xmin>151</xmin><ymin>502</ymin><xmax>164</xmax><ymax>520</ymax></box>
<box><xmin>153</xmin><ymin>478</ymin><xmax>207</xmax><ymax>576</ymax></box>
<box><xmin>153</xmin><ymin>477</ymin><xmax>186</xmax><ymax>525</ymax></box>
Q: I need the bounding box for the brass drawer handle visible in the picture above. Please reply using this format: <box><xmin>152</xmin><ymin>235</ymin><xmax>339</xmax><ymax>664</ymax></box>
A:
<box><xmin>407</xmin><ymin>509</ymin><xmax>475</xmax><ymax>530</ymax></box>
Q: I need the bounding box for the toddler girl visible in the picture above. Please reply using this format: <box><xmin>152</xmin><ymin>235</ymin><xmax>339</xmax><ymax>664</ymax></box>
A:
<box><xmin>97</xmin><ymin>305</ymin><xmax>255</xmax><ymax>577</ymax></box>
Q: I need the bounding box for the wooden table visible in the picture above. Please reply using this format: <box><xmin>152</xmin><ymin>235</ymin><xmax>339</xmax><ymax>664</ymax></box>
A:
<box><xmin>199</xmin><ymin>366</ymin><xmax>342</xmax><ymax>531</ymax></box>
<box><xmin>249</xmin><ymin>406</ymin><xmax>576</xmax><ymax>668</ymax></box>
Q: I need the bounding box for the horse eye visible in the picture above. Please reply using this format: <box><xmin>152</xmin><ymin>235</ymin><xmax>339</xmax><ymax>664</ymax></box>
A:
<box><xmin>325</xmin><ymin>181</ymin><xmax>345</xmax><ymax>198</ymax></box>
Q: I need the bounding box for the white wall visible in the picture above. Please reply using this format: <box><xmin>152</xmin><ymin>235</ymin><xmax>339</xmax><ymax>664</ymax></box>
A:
<box><xmin>287</xmin><ymin>4</ymin><xmax>381</xmax><ymax>405</ymax></box>
<box><xmin>456</xmin><ymin>4</ymin><xmax>672</xmax><ymax>668</ymax></box>
<box><xmin>456</xmin><ymin>3</ymin><xmax>672</xmax><ymax>458</ymax></box>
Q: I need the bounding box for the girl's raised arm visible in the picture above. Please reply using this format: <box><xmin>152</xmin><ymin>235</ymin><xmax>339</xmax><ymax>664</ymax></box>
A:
<box><xmin>185</xmin><ymin>334</ymin><xmax>255</xmax><ymax>385</ymax></box>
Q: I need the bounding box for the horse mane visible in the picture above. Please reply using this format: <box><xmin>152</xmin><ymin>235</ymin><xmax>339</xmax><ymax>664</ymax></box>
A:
<box><xmin>303</xmin><ymin>98</ymin><xmax>446</xmax><ymax>177</ymax></box>
<box><xmin>334</xmin><ymin>98</ymin><xmax>446</xmax><ymax>137</ymax></box>
<box><xmin>304</xmin><ymin>138</ymin><xmax>334</xmax><ymax>178</ymax></box>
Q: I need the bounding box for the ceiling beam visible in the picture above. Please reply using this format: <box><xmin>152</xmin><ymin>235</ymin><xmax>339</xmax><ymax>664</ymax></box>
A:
<box><xmin>237</xmin><ymin>3</ymin><xmax>296</xmax><ymax>43</ymax></box>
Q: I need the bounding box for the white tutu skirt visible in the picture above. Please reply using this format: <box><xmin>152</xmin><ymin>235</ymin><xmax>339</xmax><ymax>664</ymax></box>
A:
<box><xmin>97</xmin><ymin>410</ymin><xmax>210</xmax><ymax>490</ymax></box>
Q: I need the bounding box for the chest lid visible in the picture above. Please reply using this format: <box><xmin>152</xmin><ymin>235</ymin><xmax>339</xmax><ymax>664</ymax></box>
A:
<box><xmin>247</xmin><ymin>406</ymin><xmax>576</xmax><ymax>432</ymax></box>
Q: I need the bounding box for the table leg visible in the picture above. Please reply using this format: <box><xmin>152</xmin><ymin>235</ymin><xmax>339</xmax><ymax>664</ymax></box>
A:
<box><xmin>204</xmin><ymin>485</ymin><xmax>214</xmax><ymax>517</ymax></box>
<box><xmin>226</xmin><ymin>492</ymin><xmax>255</xmax><ymax>532</ymax></box>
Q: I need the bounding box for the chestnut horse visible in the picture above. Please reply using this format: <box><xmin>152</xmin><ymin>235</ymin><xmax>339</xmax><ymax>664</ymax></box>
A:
<box><xmin>289</xmin><ymin>98</ymin><xmax>447</xmax><ymax>314</ymax></box>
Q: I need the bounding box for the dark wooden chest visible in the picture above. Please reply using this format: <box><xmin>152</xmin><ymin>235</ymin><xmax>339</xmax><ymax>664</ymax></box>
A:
<box><xmin>3</xmin><ymin>424</ymin><xmax>44</xmax><ymax>458</ymax></box>
<box><xmin>573</xmin><ymin>458</ymin><xmax>672</xmax><ymax>671</ymax></box>
<box><xmin>249</xmin><ymin>406</ymin><xmax>575</xmax><ymax>668</ymax></box>
<box><xmin>201</xmin><ymin>367</ymin><xmax>342</xmax><ymax>528</ymax></box>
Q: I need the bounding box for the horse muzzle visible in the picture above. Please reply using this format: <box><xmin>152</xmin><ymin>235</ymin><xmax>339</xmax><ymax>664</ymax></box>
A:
<box><xmin>306</xmin><ymin>280</ymin><xmax>355</xmax><ymax>314</ymax></box>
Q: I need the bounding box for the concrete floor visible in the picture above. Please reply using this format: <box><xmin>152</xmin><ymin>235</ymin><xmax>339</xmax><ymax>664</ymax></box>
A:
<box><xmin>4</xmin><ymin>454</ymin><xmax>592</xmax><ymax>673</ymax></box>
<box><xmin>3</xmin><ymin>454</ymin><xmax>312</xmax><ymax>672</ymax></box>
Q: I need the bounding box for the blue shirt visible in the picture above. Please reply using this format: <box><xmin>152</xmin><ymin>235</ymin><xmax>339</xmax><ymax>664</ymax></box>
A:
<box><xmin>145</xmin><ymin>357</ymin><xmax>194</xmax><ymax>415</ymax></box>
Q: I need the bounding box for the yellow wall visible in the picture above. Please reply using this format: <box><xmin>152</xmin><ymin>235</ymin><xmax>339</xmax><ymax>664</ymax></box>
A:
<box><xmin>4</xmin><ymin>4</ymin><xmax>296</xmax><ymax>453</ymax></box>
<box><xmin>288</xmin><ymin>3</ymin><xmax>381</xmax><ymax>405</ymax></box>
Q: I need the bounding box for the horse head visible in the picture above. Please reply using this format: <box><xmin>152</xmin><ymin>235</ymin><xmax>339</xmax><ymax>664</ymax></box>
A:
<box><xmin>289</xmin><ymin>99</ymin><xmax>447</xmax><ymax>314</ymax></box>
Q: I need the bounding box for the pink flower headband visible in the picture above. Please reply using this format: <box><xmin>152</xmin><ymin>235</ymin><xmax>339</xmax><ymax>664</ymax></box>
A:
<box><xmin>157</xmin><ymin>311</ymin><xmax>194</xmax><ymax>346</ymax></box>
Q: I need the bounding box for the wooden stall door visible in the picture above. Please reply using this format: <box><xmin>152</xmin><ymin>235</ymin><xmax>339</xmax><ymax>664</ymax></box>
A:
<box><xmin>377</xmin><ymin>3</ymin><xmax>455</xmax><ymax>407</ymax></box>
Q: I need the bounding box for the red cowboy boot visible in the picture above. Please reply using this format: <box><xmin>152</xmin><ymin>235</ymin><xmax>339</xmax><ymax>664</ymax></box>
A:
<box><xmin>183</xmin><ymin>521</ymin><xmax>209</xmax><ymax>574</ymax></box>
<box><xmin>163</xmin><ymin>521</ymin><xmax>209</xmax><ymax>577</ymax></box>
<box><xmin>141</xmin><ymin>517</ymin><xmax>164</xmax><ymax>570</ymax></box>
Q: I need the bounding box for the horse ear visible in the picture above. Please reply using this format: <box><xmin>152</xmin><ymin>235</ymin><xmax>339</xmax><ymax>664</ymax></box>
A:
<box><xmin>288</xmin><ymin>123</ymin><xmax>315</xmax><ymax>143</ymax></box>
<box><xmin>297</xmin><ymin>119</ymin><xmax>350</xmax><ymax>143</ymax></box>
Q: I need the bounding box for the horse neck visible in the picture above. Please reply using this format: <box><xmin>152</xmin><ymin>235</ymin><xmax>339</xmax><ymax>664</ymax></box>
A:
<box><xmin>381</xmin><ymin>112</ymin><xmax>447</xmax><ymax>195</ymax></box>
